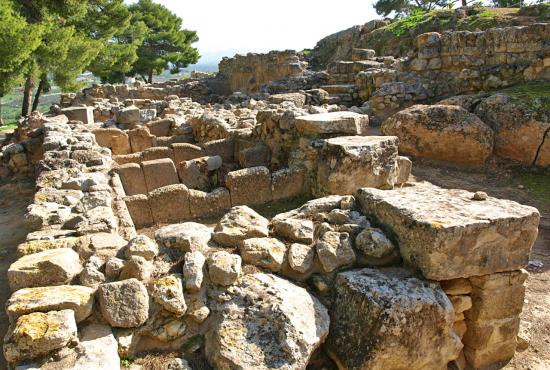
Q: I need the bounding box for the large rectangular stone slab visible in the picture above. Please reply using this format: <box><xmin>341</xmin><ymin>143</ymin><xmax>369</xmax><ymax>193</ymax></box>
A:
<box><xmin>189</xmin><ymin>188</ymin><xmax>231</xmax><ymax>218</ymax></box>
<box><xmin>124</xmin><ymin>194</ymin><xmax>154</xmax><ymax>229</ymax></box>
<box><xmin>295</xmin><ymin>112</ymin><xmax>368</xmax><ymax>136</ymax></box>
<box><xmin>226</xmin><ymin>166</ymin><xmax>272</xmax><ymax>206</ymax></box>
<box><xmin>115</xmin><ymin>163</ymin><xmax>148</xmax><ymax>196</ymax></box>
<box><xmin>316</xmin><ymin>136</ymin><xmax>399</xmax><ymax>196</ymax></box>
<box><xmin>148</xmin><ymin>184</ymin><xmax>190</xmax><ymax>224</ymax></box>
<box><xmin>61</xmin><ymin>107</ymin><xmax>94</xmax><ymax>124</ymax></box>
<box><xmin>141</xmin><ymin>158</ymin><xmax>179</xmax><ymax>193</ymax></box>
<box><xmin>357</xmin><ymin>182</ymin><xmax>539</xmax><ymax>280</ymax></box>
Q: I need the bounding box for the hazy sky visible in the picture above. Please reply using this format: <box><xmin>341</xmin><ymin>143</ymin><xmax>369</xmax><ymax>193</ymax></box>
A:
<box><xmin>128</xmin><ymin>0</ymin><xmax>378</xmax><ymax>60</ymax></box>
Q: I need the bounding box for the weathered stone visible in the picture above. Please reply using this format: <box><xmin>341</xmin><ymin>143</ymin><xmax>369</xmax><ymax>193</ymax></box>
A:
<box><xmin>105</xmin><ymin>257</ymin><xmax>125</xmax><ymax>280</ymax></box>
<box><xmin>269</xmin><ymin>92</ymin><xmax>307</xmax><ymax>107</ymax></box>
<box><xmin>382</xmin><ymin>104</ymin><xmax>494</xmax><ymax>164</ymax></box>
<box><xmin>327</xmin><ymin>268</ymin><xmax>462</xmax><ymax>370</ymax></box>
<box><xmin>125</xmin><ymin>235</ymin><xmax>158</xmax><ymax>261</ymax></box>
<box><xmin>355</xmin><ymin>227</ymin><xmax>397</xmax><ymax>260</ymax></box>
<box><xmin>98</xmin><ymin>278</ymin><xmax>149</xmax><ymax>328</ymax></box>
<box><xmin>8</xmin><ymin>248</ymin><xmax>83</xmax><ymax>291</ymax></box>
<box><xmin>124</xmin><ymin>194</ymin><xmax>153</xmax><ymax>229</ymax></box>
<box><xmin>6</xmin><ymin>285</ymin><xmax>94</xmax><ymax>323</ymax></box>
<box><xmin>115</xmin><ymin>163</ymin><xmax>148</xmax><ymax>196</ymax></box>
<box><xmin>240</xmin><ymin>237</ymin><xmax>287</xmax><ymax>272</ymax></box>
<box><xmin>182</xmin><ymin>251</ymin><xmax>206</xmax><ymax>292</ymax></box>
<box><xmin>357</xmin><ymin>182</ymin><xmax>539</xmax><ymax>280</ymax></box>
<box><xmin>118</xmin><ymin>105</ymin><xmax>140</xmax><ymax>127</ymax></box>
<box><xmin>440</xmin><ymin>278</ymin><xmax>472</xmax><ymax>295</ymax></box>
<box><xmin>317</xmin><ymin>136</ymin><xmax>399</xmax><ymax>196</ymax></box>
<box><xmin>141</xmin><ymin>158</ymin><xmax>179</xmax><ymax>193</ymax></box>
<box><xmin>150</xmin><ymin>274</ymin><xmax>187</xmax><ymax>316</ymax></box>
<box><xmin>205</xmin><ymin>273</ymin><xmax>329</xmax><ymax>370</ymax></box>
<box><xmin>295</xmin><ymin>112</ymin><xmax>368</xmax><ymax>136</ymax></box>
<box><xmin>213</xmin><ymin>206</ymin><xmax>269</xmax><ymax>246</ymax></box>
<box><xmin>119</xmin><ymin>256</ymin><xmax>152</xmax><ymax>281</ymax></box>
<box><xmin>172</xmin><ymin>143</ymin><xmax>206</xmax><ymax>165</ymax></box>
<box><xmin>271</xmin><ymin>166</ymin><xmax>307</xmax><ymax>201</ymax></box>
<box><xmin>188</xmin><ymin>187</ymin><xmax>231</xmax><ymax>218</ymax></box>
<box><xmin>61</xmin><ymin>106</ymin><xmax>94</xmax><ymax>124</ymax></box>
<box><xmin>225</xmin><ymin>166</ymin><xmax>272</xmax><ymax>206</ymax></box>
<box><xmin>16</xmin><ymin>236</ymin><xmax>88</xmax><ymax>256</ymax></box>
<box><xmin>129</xmin><ymin>126</ymin><xmax>156</xmax><ymax>152</ymax></box>
<box><xmin>271</xmin><ymin>218</ymin><xmax>314</xmax><ymax>244</ymax></box>
<box><xmin>207</xmin><ymin>251</ymin><xmax>241</xmax><ymax>286</ymax></box>
<box><xmin>288</xmin><ymin>243</ymin><xmax>315</xmax><ymax>274</ymax></box>
<box><xmin>155</xmin><ymin>222</ymin><xmax>213</xmax><ymax>252</ymax></box>
<box><xmin>4</xmin><ymin>310</ymin><xmax>78</xmax><ymax>363</ymax></box>
<box><xmin>148</xmin><ymin>184</ymin><xmax>190</xmax><ymax>224</ymax></box>
<box><xmin>316</xmin><ymin>231</ymin><xmax>355</xmax><ymax>272</ymax></box>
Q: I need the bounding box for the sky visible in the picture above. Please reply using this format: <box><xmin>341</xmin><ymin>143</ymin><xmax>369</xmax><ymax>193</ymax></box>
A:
<box><xmin>127</xmin><ymin>0</ymin><xmax>378</xmax><ymax>64</ymax></box>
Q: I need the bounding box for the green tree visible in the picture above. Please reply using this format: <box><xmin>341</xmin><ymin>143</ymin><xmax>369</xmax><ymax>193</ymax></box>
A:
<box><xmin>129</xmin><ymin>0</ymin><xmax>199</xmax><ymax>83</ymax></box>
<box><xmin>0</xmin><ymin>0</ymin><xmax>43</xmax><ymax>122</ymax></box>
<box><xmin>374</xmin><ymin>0</ymin><xmax>451</xmax><ymax>18</ymax></box>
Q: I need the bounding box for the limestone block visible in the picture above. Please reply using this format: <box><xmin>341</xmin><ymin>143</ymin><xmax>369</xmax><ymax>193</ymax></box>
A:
<box><xmin>226</xmin><ymin>166</ymin><xmax>272</xmax><ymax>206</ymax></box>
<box><xmin>62</xmin><ymin>106</ymin><xmax>94</xmax><ymax>124</ymax></box>
<box><xmin>172</xmin><ymin>143</ymin><xmax>206</xmax><ymax>164</ymax></box>
<box><xmin>237</xmin><ymin>144</ymin><xmax>270</xmax><ymax>168</ymax></box>
<box><xmin>148</xmin><ymin>184</ymin><xmax>190</xmax><ymax>224</ymax></box>
<box><xmin>205</xmin><ymin>273</ymin><xmax>329</xmax><ymax>370</ymax></box>
<box><xmin>118</xmin><ymin>105</ymin><xmax>140</xmax><ymax>128</ymax></box>
<box><xmin>207</xmin><ymin>251</ymin><xmax>241</xmax><ymax>286</ymax></box>
<box><xmin>327</xmin><ymin>268</ymin><xmax>461</xmax><ymax>370</ymax></box>
<box><xmin>150</xmin><ymin>274</ymin><xmax>187</xmax><ymax>316</ymax></box>
<box><xmin>8</xmin><ymin>248</ymin><xmax>82</xmax><ymax>291</ymax></box>
<box><xmin>142</xmin><ymin>146</ymin><xmax>174</xmax><ymax>162</ymax></box>
<box><xmin>115</xmin><ymin>163</ymin><xmax>148</xmax><ymax>195</ymax></box>
<box><xmin>113</xmin><ymin>153</ymin><xmax>141</xmax><ymax>165</ymax></box>
<box><xmin>395</xmin><ymin>155</ymin><xmax>412</xmax><ymax>184</ymax></box>
<box><xmin>188</xmin><ymin>187</ymin><xmax>231</xmax><ymax>219</ymax></box>
<box><xmin>129</xmin><ymin>127</ymin><xmax>156</xmax><ymax>153</ymax></box>
<box><xmin>178</xmin><ymin>156</ymin><xmax>221</xmax><ymax>191</ymax></box>
<box><xmin>154</xmin><ymin>222</ymin><xmax>213</xmax><ymax>252</ymax></box>
<box><xmin>239</xmin><ymin>237</ymin><xmax>287</xmax><ymax>272</ymax></box>
<box><xmin>6</xmin><ymin>285</ymin><xmax>94</xmax><ymax>323</ymax></box>
<box><xmin>271</xmin><ymin>166</ymin><xmax>307</xmax><ymax>201</ymax></box>
<box><xmin>146</xmin><ymin>118</ymin><xmax>173</xmax><ymax>137</ymax></box>
<box><xmin>382</xmin><ymin>104</ymin><xmax>494</xmax><ymax>165</ymax></box>
<box><xmin>141</xmin><ymin>158</ymin><xmax>179</xmax><ymax>192</ymax></box>
<box><xmin>535</xmin><ymin>129</ymin><xmax>550</xmax><ymax>167</ymax></box>
<box><xmin>440</xmin><ymin>278</ymin><xmax>472</xmax><ymax>295</ymax></box>
<box><xmin>317</xmin><ymin>136</ymin><xmax>399</xmax><ymax>196</ymax></box>
<box><xmin>213</xmin><ymin>206</ymin><xmax>269</xmax><ymax>247</ymax></box>
<box><xmin>295</xmin><ymin>111</ymin><xmax>369</xmax><ymax>136</ymax></box>
<box><xmin>203</xmin><ymin>138</ymin><xmax>235</xmax><ymax>163</ymax></box>
<box><xmin>93</xmin><ymin>128</ymin><xmax>130</xmax><ymax>155</ymax></box>
<box><xmin>357</xmin><ymin>182</ymin><xmax>539</xmax><ymax>280</ymax></box>
<box><xmin>271</xmin><ymin>218</ymin><xmax>314</xmax><ymax>244</ymax></box>
<box><xmin>4</xmin><ymin>310</ymin><xmax>78</xmax><ymax>363</ymax></box>
<box><xmin>268</xmin><ymin>92</ymin><xmax>306</xmax><ymax>107</ymax></box>
<box><xmin>98</xmin><ymin>278</ymin><xmax>149</xmax><ymax>328</ymax></box>
<box><xmin>124</xmin><ymin>194</ymin><xmax>154</xmax><ymax>229</ymax></box>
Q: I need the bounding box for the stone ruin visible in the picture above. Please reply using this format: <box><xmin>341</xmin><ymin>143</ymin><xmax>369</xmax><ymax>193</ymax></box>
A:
<box><xmin>0</xmin><ymin>15</ymin><xmax>548</xmax><ymax>370</ymax></box>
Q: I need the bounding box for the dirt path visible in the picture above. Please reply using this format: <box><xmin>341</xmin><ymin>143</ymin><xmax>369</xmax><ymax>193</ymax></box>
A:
<box><xmin>411</xmin><ymin>159</ymin><xmax>550</xmax><ymax>370</ymax></box>
<box><xmin>0</xmin><ymin>178</ymin><xmax>35</xmax><ymax>369</ymax></box>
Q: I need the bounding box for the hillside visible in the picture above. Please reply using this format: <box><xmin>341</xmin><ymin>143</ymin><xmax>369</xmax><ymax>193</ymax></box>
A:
<box><xmin>310</xmin><ymin>4</ymin><xmax>550</xmax><ymax>68</ymax></box>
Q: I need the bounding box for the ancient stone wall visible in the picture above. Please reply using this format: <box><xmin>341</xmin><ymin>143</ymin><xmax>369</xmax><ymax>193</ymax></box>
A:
<box><xmin>215</xmin><ymin>50</ymin><xmax>307</xmax><ymax>94</ymax></box>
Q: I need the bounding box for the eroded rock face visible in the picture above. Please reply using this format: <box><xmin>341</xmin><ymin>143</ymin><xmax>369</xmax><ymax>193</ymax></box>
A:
<box><xmin>206</xmin><ymin>273</ymin><xmax>330</xmax><ymax>370</ymax></box>
<box><xmin>207</xmin><ymin>251</ymin><xmax>241</xmax><ymax>286</ymax></box>
<box><xmin>239</xmin><ymin>237</ymin><xmax>287</xmax><ymax>272</ymax></box>
<box><xmin>327</xmin><ymin>268</ymin><xmax>462</xmax><ymax>370</ymax></box>
<box><xmin>474</xmin><ymin>94</ymin><xmax>550</xmax><ymax>165</ymax></box>
<box><xmin>4</xmin><ymin>310</ymin><xmax>78</xmax><ymax>363</ymax></box>
<box><xmin>357</xmin><ymin>182</ymin><xmax>540</xmax><ymax>280</ymax></box>
<box><xmin>213</xmin><ymin>206</ymin><xmax>269</xmax><ymax>247</ymax></box>
<box><xmin>382</xmin><ymin>104</ymin><xmax>494</xmax><ymax>164</ymax></box>
<box><xmin>150</xmin><ymin>274</ymin><xmax>187</xmax><ymax>316</ymax></box>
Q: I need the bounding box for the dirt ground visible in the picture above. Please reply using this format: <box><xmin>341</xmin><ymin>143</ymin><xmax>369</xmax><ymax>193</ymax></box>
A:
<box><xmin>0</xmin><ymin>177</ymin><xmax>35</xmax><ymax>370</ymax></box>
<box><xmin>0</xmin><ymin>158</ymin><xmax>548</xmax><ymax>369</ymax></box>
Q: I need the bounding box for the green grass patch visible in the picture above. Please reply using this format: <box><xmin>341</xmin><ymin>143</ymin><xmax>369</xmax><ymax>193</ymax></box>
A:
<box><xmin>499</xmin><ymin>82</ymin><xmax>550</xmax><ymax>110</ymax></box>
<box><xmin>0</xmin><ymin>122</ymin><xmax>17</xmax><ymax>132</ymax></box>
<box><xmin>518</xmin><ymin>169</ymin><xmax>550</xmax><ymax>205</ymax></box>
<box><xmin>121</xmin><ymin>356</ymin><xmax>136</xmax><ymax>367</ymax></box>
<box><xmin>386</xmin><ymin>10</ymin><xmax>434</xmax><ymax>37</ymax></box>
<box><xmin>464</xmin><ymin>11</ymin><xmax>499</xmax><ymax>30</ymax></box>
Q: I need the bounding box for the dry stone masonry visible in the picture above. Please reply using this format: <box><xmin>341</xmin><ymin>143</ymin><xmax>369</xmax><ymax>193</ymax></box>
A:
<box><xmin>0</xmin><ymin>9</ymin><xmax>547</xmax><ymax>370</ymax></box>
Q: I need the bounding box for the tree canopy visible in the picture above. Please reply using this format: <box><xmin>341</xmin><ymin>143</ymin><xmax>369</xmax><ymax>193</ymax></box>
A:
<box><xmin>128</xmin><ymin>0</ymin><xmax>200</xmax><ymax>83</ymax></box>
<box><xmin>374</xmin><ymin>0</ymin><xmax>451</xmax><ymax>18</ymax></box>
<box><xmin>0</xmin><ymin>0</ymin><xmax>200</xmax><ymax>118</ymax></box>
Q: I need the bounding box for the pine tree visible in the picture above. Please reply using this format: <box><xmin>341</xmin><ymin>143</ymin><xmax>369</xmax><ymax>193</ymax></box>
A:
<box><xmin>128</xmin><ymin>0</ymin><xmax>200</xmax><ymax>83</ymax></box>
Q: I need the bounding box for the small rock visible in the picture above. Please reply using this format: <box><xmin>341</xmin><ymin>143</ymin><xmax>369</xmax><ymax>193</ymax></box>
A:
<box><xmin>288</xmin><ymin>243</ymin><xmax>315</xmax><ymax>273</ymax></box>
<box><xmin>182</xmin><ymin>251</ymin><xmax>206</xmax><ymax>292</ymax></box>
<box><xmin>119</xmin><ymin>256</ymin><xmax>152</xmax><ymax>281</ymax></box>
<box><xmin>316</xmin><ymin>231</ymin><xmax>356</xmax><ymax>272</ymax></box>
<box><xmin>271</xmin><ymin>218</ymin><xmax>314</xmax><ymax>244</ymax></box>
<box><xmin>155</xmin><ymin>222</ymin><xmax>213</xmax><ymax>252</ymax></box>
<box><xmin>355</xmin><ymin>227</ymin><xmax>396</xmax><ymax>259</ymax></box>
<box><xmin>79</xmin><ymin>264</ymin><xmax>106</xmax><ymax>287</ymax></box>
<box><xmin>208</xmin><ymin>251</ymin><xmax>241</xmax><ymax>286</ymax></box>
<box><xmin>472</xmin><ymin>191</ymin><xmax>488</xmax><ymax>201</ymax></box>
<box><xmin>239</xmin><ymin>237</ymin><xmax>287</xmax><ymax>272</ymax></box>
<box><xmin>125</xmin><ymin>235</ymin><xmax>158</xmax><ymax>261</ymax></box>
<box><xmin>98</xmin><ymin>278</ymin><xmax>149</xmax><ymax>328</ymax></box>
<box><xmin>516</xmin><ymin>320</ymin><xmax>532</xmax><ymax>351</ymax></box>
<box><xmin>105</xmin><ymin>257</ymin><xmax>125</xmax><ymax>280</ymax></box>
<box><xmin>150</xmin><ymin>274</ymin><xmax>187</xmax><ymax>316</ymax></box>
<box><xmin>213</xmin><ymin>206</ymin><xmax>269</xmax><ymax>246</ymax></box>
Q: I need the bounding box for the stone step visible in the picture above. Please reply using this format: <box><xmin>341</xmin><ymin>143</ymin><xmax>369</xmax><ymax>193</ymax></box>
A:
<box><xmin>321</xmin><ymin>84</ymin><xmax>356</xmax><ymax>95</ymax></box>
<box><xmin>352</xmin><ymin>48</ymin><xmax>376</xmax><ymax>61</ymax></box>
